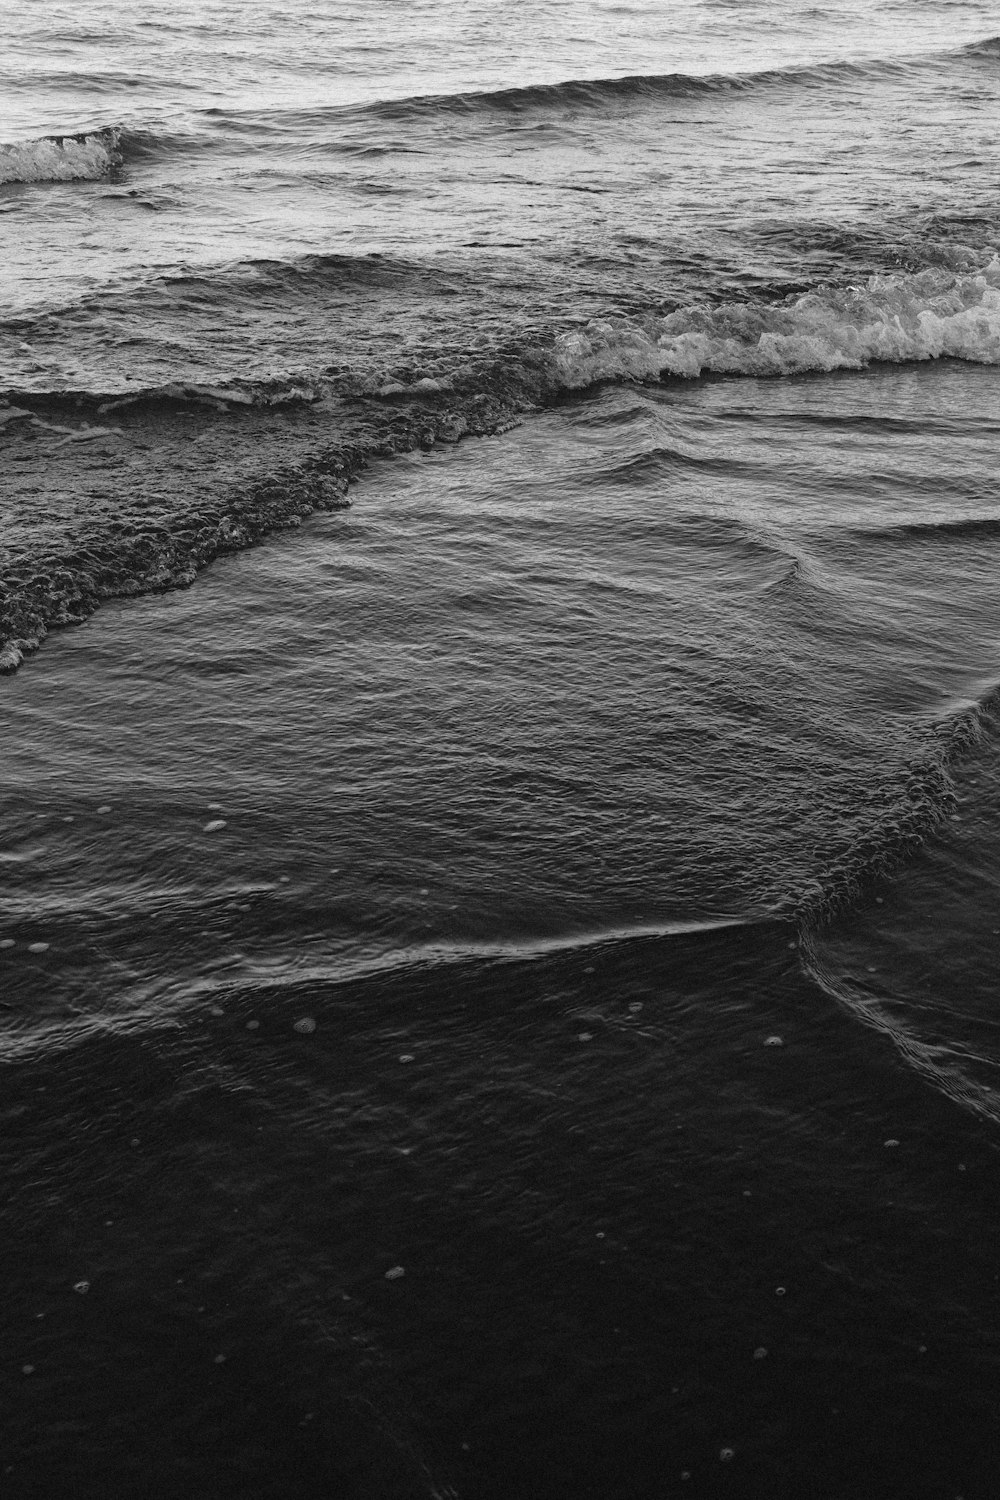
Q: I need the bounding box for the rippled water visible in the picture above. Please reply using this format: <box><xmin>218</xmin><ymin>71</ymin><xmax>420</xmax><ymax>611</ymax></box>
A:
<box><xmin>4</xmin><ymin>3</ymin><xmax>1000</xmax><ymax>1496</ymax></box>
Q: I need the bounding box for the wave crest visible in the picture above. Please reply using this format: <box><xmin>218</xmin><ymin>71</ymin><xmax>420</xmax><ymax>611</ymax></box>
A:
<box><xmin>552</xmin><ymin>261</ymin><xmax>1000</xmax><ymax>385</ymax></box>
<box><xmin>0</xmin><ymin>127</ymin><xmax>122</xmax><ymax>185</ymax></box>
<box><xmin>360</xmin><ymin>33</ymin><xmax>993</xmax><ymax>123</ymax></box>
<box><xmin>962</xmin><ymin>34</ymin><xmax>1000</xmax><ymax>56</ymax></box>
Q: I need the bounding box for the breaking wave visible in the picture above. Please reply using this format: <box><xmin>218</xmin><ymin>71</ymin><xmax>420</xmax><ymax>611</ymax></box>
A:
<box><xmin>6</xmin><ymin>260</ymin><xmax>1000</xmax><ymax>415</ymax></box>
<box><xmin>962</xmin><ymin>34</ymin><xmax>1000</xmax><ymax>57</ymax></box>
<box><xmin>5</xmin><ymin>257</ymin><xmax>1000</xmax><ymax>416</ymax></box>
<box><xmin>0</xmin><ymin>126</ymin><xmax>124</xmax><ymax>184</ymax></box>
<box><xmin>552</xmin><ymin>262</ymin><xmax>1000</xmax><ymax>385</ymax></box>
<box><xmin>5</xmin><ymin>253</ymin><xmax>1000</xmax><ymax>679</ymax></box>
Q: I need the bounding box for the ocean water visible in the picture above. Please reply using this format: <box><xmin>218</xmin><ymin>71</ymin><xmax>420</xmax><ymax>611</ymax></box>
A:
<box><xmin>4</xmin><ymin>4</ymin><xmax>1000</xmax><ymax>1496</ymax></box>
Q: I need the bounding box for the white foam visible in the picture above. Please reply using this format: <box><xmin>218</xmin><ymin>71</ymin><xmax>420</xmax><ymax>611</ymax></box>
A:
<box><xmin>0</xmin><ymin>129</ymin><xmax>120</xmax><ymax>185</ymax></box>
<box><xmin>552</xmin><ymin>260</ymin><xmax>1000</xmax><ymax>387</ymax></box>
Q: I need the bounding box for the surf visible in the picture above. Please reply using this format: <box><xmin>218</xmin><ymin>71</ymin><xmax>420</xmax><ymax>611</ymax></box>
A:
<box><xmin>0</xmin><ymin>125</ymin><xmax>123</xmax><ymax>183</ymax></box>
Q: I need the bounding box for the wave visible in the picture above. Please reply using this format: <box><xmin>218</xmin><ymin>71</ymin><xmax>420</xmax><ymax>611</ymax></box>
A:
<box><xmin>0</xmin><ymin>123</ymin><xmax>188</xmax><ymax>186</ymax></box>
<box><xmin>5</xmin><ymin>256</ymin><xmax>1000</xmax><ymax>678</ymax></box>
<box><xmin>7</xmin><ymin>32</ymin><xmax>994</xmax><ymax>191</ymax></box>
<box><xmin>5</xmin><ymin>260</ymin><xmax>1000</xmax><ymax>437</ymax></box>
<box><xmin>745</xmin><ymin>213</ymin><xmax>1000</xmax><ymax>280</ymax></box>
<box><xmin>356</xmin><ymin>35</ymin><xmax>991</xmax><ymax>123</ymax></box>
<box><xmin>798</xmin><ymin>929</ymin><xmax>1000</xmax><ymax>1128</ymax></box>
<box><xmin>0</xmin><ymin>916</ymin><xmax>763</xmax><ymax>1062</ymax></box>
<box><xmin>849</xmin><ymin>516</ymin><xmax>1000</xmax><ymax>545</ymax></box>
<box><xmin>5</xmin><ymin>229</ymin><xmax>1000</xmax><ymax>404</ymax></box>
<box><xmin>358</xmin><ymin>56</ymin><xmax>873</xmax><ymax>121</ymax></box>
<box><xmin>0</xmin><ymin>126</ymin><xmax>124</xmax><ymax>185</ymax></box>
<box><xmin>925</xmin><ymin>675</ymin><xmax>1000</xmax><ymax>747</ymax></box>
<box><xmin>787</xmin><ymin>680</ymin><xmax>1000</xmax><ymax>926</ymax></box>
<box><xmin>795</xmin><ymin>682</ymin><xmax>1000</xmax><ymax>1126</ymax></box>
<box><xmin>0</xmin><ymin>377</ymin><xmax>325</xmax><ymax>415</ymax></box>
<box><xmin>552</xmin><ymin>261</ymin><xmax>1000</xmax><ymax>385</ymax></box>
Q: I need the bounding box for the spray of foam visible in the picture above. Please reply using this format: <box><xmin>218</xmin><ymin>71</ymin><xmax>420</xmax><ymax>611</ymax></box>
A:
<box><xmin>552</xmin><ymin>260</ymin><xmax>1000</xmax><ymax>386</ymax></box>
<box><xmin>0</xmin><ymin>128</ymin><xmax>121</xmax><ymax>185</ymax></box>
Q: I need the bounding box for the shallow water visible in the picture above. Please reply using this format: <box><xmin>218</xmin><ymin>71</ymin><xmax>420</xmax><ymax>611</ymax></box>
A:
<box><xmin>4</xmin><ymin>3</ymin><xmax>1000</xmax><ymax>1495</ymax></box>
<box><xmin>6</xmin><ymin>363</ymin><xmax>1000</xmax><ymax>1495</ymax></box>
<box><xmin>4</xmin><ymin>363</ymin><xmax>999</xmax><ymax>1029</ymax></box>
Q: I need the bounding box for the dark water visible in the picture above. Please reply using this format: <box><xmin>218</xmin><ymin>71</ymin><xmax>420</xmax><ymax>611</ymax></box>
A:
<box><xmin>5</xmin><ymin>363</ymin><xmax>1000</xmax><ymax>1496</ymax></box>
<box><xmin>5</xmin><ymin>4</ymin><xmax>1000</xmax><ymax>1496</ymax></box>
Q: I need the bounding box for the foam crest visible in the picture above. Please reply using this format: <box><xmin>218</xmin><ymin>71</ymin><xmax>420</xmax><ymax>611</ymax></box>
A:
<box><xmin>0</xmin><ymin>127</ymin><xmax>121</xmax><ymax>185</ymax></box>
<box><xmin>552</xmin><ymin>262</ymin><xmax>1000</xmax><ymax>386</ymax></box>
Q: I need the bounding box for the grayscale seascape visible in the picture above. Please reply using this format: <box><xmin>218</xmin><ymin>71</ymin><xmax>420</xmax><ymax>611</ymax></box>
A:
<box><xmin>3</xmin><ymin>4</ymin><xmax>1000</xmax><ymax>1495</ymax></box>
